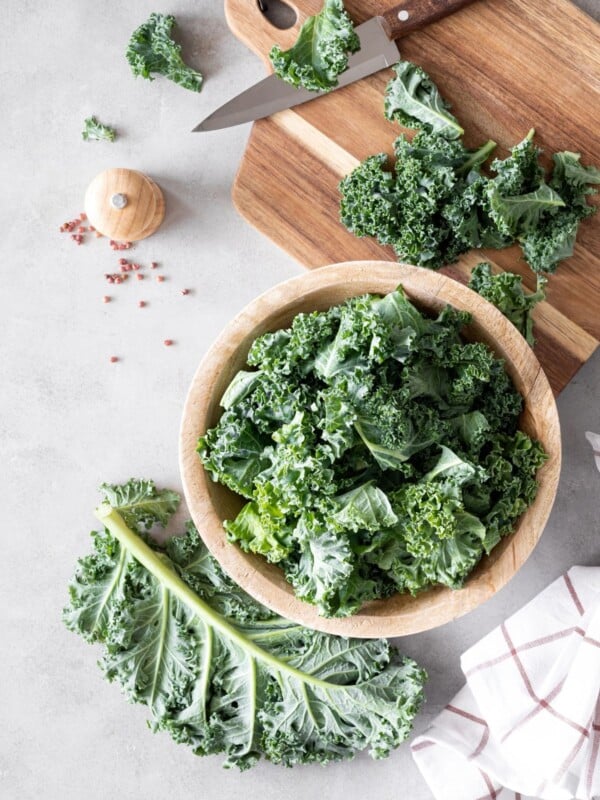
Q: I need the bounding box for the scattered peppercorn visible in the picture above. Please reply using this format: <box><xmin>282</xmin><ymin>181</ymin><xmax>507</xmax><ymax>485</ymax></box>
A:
<box><xmin>110</xmin><ymin>356</ymin><xmax>118</xmax><ymax>363</ymax></box>
<box><xmin>151</xmin><ymin>262</ymin><xmax>158</xmax><ymax>269</ymax></box>
<box><xmin>163</xmin><ymin>339</ymin><xmax>173</xmax><ymax>347</ymax></box>
<box><xmin>157</xmin><ymin>275</ymin><xmax>165</xmax><ymax>283</ymax></box>
<box><xmin>105</xmin><ymin>272</ymin><xmax>127</xmax><ymax>284</ymax></box>
<box><xmin>138</xmin><ymin>300</ymin><xmax>146</xmax><ymax>308</ymax></box>
<box><xmin>181</xmin><ymin>288</ymin><xmax>190</xmax><ymax>295</ymax></box>
<box><xmin>103</xmin><ymin>296</ymin><xmax>111</xmax><ymax>303</ymax></box>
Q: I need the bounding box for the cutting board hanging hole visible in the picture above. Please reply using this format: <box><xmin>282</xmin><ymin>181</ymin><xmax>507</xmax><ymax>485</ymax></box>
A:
<box><xmin>256</xmin><ymin>0</ymin><xmax>297</xmax><ymax>29</ymax></box>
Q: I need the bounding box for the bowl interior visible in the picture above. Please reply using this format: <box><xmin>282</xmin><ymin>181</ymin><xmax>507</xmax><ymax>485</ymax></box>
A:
<box><xmin>180</xmin><ymin>262</ymin><xmax>561</xmax><ymax>638</ymax></box>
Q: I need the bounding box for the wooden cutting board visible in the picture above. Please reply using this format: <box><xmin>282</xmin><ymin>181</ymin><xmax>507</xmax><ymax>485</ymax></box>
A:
<box><xmin>226</xmin><ymin>0</ymin><xmax>600</xmax><ymax>394</ymax></box>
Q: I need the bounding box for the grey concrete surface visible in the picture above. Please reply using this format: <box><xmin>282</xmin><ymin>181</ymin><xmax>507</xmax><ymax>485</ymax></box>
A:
<box><xmin>1</xmin><ymin>2</ymin><xmax>599</xmax><ymax>799</ymax></box>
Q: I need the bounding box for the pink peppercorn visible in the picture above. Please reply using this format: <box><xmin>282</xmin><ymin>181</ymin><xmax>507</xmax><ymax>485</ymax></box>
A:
<box><xmin>103</xmin><ymin>296</ymin><xmax>111</xmax><ymax>303</ymax></box>
<box><xmin>151</xmin><ymin>262</ymin><xmax>158</xmax><ymax>269</ymax></box>
<box><xmin>119</xmin><ymin>258</ymin><xmax>128</xmax><ymax>265</ymax></box>
<box><xmin>163</xmin><ymin>339</ymin><xmax>173</xmax><ymax>347</ymax></box>
<box><xmin>136</xmin><ymin>274</ymin><xmax>143</xmax><ymax>281</ymax></box>
<box><xmin>138</xmin><ymin>300</ymin><xmax>146</xmax><ymax>308</ymax></box>
<box><xmin>80</xmin><ymin>212</ymin><xmax>87</xmax><ymax>221</ymax></box>
<box><xmin>181</xmin><ymin>288</ymin><xmax>190</xmax><ymax>295</ymax></box>
<box><xmin>157</xmin><ymin>275</ymin><xmax>165</xmax><ymax>283</ymax></box>
<box><xmin>110</xmin><ymin>356</ymin><xmax>118</xmax><ymax>363</ymax></box>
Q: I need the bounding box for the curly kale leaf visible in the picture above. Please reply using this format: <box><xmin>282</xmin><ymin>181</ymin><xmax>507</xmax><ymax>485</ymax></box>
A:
<box><xmin>81</xmin><ymin>116</ymin><xmax>116</xmax><ymax>142</ymax></box>
<box><xmin>285</xmin><ymin>514</ymin><xmax>356</xmax><ymax>613</ymax></box>
<box><xmin>341</xmin><ymin>64</ymin><xmax>599</xmax><ymax>275</ymax></box>
<box><xmin>519</xmin><ymin>150</ymin><xmax>600</xmax><ymax>273</ymax></box>
<box><xmin>468</xmin><ymin>262</ymin><xmax>546</xmax><ymax>345</ymax></box>
<box><xmin>224</xmin><ymin>501</ymin><xmax>292</xmax><ymax>563</ymax></box>
<box><xmin>126</xmin><ymin>13</ymin><xmax>203</xmax><ymax>92</ymax></box>
<box><xmin>384</xmin><ymin>61</ymin><xmax>463</xmax><ymax>139</ymax></box>
<box><xmin>98</xmin><ymin>478</ymin><xmax>180</xmax><ymax>530</ymax></box>
<box><xmin>339</xmin><ymin>154</ymin><xmax>400</xmax><ymax>244</ymax></box>
<box><xmin>355</xmin><ymin>386</ymin><xmax>445</xmax><ymax>468</ymax></box>
<box><xmin>369</xmin><ymin>482</ymin><xmax>487</xmax><ymax>594</ymax></box>
<box><xmin>269</xmin><ymin>0</ymin><xmax>360</xmax><ymax>92</ymax></box>
<box><xmin>339</xmin><ymin>132</ymin><xmax>496</xmax><ymax>269</ymax></box>
<box><xmin>482</xmin><ymin>432</ymin><xmax>547</xmax><ymax>549</ymax></box>
<box><xmin>64</xmin><ymin>485</ymin><xmax>426</xmax><ymax>768</ymax></box>
<box><xmin>197</xmin><ymin>410</ymin><xmax>271</xmax><ymax>499</ymax></box>
<box><xmin>333</xmin><ymin>482</ymin><xmax>398</xmax><ymax>531</ymax></box>
<box><xmin>489</xmin><ymin>130</ymin><xmax>544</xmax><ymax>195</ymax></box>
<box><xmin>488</xmin><ymin>183</ymin><xmax>566</xmax><ymax>238</ymax></box>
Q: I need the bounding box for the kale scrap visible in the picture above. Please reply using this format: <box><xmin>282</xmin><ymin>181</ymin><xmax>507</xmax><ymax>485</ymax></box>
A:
<box><xmin>340</xmin><ymin>61</ymin><xmax>600</xmax><ymax>274</ymax></box>
<box><xmin>269</xmin><ymin>0</ymin><xmax>360</xmax><ymax>92</ymax></box>
<box><xmin>126</xmin><ymin>13</ymin><xmax>203</xmax><ymax>92</ymax></box>
<box><xmin>468</xmin><ymin>262</ymin><xmax>546</xmax><ymax>346</ymax></box>
<box><xmin>81</xmin><ymin>116</ymin><xmax>116</xmax><ymax>142</ymax></box>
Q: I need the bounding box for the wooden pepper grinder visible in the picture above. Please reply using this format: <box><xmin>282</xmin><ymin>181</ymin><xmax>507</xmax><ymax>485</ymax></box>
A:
<box><xmin>84</xmin><ymin>168</ymin><xmax>165</xmax><ymax>242</ymax></box>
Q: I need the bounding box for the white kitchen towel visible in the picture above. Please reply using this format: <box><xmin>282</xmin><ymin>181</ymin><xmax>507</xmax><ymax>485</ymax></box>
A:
<box><xmin>412</xmin><ymin>568</ymin><xmax>600</xmax><ymax>800</ymax></box>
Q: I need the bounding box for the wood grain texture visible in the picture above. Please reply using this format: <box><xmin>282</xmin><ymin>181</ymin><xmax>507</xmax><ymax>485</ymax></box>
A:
<box><xmin>381</xmin><ymin>0</ymin><xmax>477</xmax><ymax>40</ymax></box>
<box><xmin>179</xmin><ymin>262</ymin><xmax>561</xmax><ymax>638</ymax></box>
<box><xmin>227</xmin><ymin>0</ymin><xmax>600</xmax><ymax>393</ymax></box>
<box><xmin>84</xmin><ymin>168</ymin><xmax>165</xmax><ymax>241</ymax></box>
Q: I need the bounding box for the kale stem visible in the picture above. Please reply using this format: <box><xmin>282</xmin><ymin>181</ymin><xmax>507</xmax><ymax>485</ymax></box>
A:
<box><xmin>94</xmin><ymin>503</ymin><xmax>334</xmax><ymax>689</ymax></box>
<box><xmin>458</xmin><ymin>139</ymin><xmax>497</xmax><ymax>175</ymax></box>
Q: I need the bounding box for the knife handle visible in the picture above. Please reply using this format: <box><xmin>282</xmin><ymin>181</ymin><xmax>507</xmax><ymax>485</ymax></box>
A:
<box><xmin>381</xmin><ymin>0</ymin><xmax>477</xmax><ymax>40</ymax></box>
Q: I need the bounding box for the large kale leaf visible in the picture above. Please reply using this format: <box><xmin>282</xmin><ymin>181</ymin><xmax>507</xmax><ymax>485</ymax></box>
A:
<box><xmin>126</xmin><ymin>13</ymin><xmax>203</xmax><ymax>92</ymax></box>
<box><xmin>64</xmin><ymin>480</ymin><xmax>426</xmax><ymax>768</ymax></box>
<box><xmin>269</xmin><ymin>0</ymin><xmax>360</xmax><ymax>92</ymax></box>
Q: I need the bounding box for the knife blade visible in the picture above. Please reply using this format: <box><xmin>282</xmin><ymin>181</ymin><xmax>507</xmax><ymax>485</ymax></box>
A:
<box><xmin>194</xmin><ymin>17</ymin><xmax>399</xmax><ymax>132</ymax></box>
<box><xmin>193</xmin><ymin>0</ymin><xmax>476</xmax><ymax>132</ymax></box>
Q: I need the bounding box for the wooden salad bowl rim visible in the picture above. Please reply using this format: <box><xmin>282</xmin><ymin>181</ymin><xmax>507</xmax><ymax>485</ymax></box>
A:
<box><xmin>179</xmin><ymin>261</ymin><xmax>561</xmax><ymax>638</ymax></box>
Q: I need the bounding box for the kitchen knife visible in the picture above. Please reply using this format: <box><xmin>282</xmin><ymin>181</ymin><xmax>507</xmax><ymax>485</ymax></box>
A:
<box><xmin>194</xmin><ymin>0</ymin><xmax>476</xmax><ymax>132</ymax></box>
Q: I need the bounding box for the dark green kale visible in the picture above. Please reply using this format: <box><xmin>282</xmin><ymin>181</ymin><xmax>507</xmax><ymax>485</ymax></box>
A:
<box><xmin>198</xmin><ymin>287</ymin><xmax>546</xmax><ymax>617</ymax></box>
<box><xmin>384</xmin><ymin>61</ymin><xmax>463</xmax><ymax>139</ymax></box>
<box><xmin>340</xmin><ymin>131</ymin><xmax>497</xmax><ymax>268</ymax></box>
<box><xmin>339</xmin><ymin>154</ymin><xmax>400</xmax><ymax>245</ymax></box>
<box><xmin>520</xmin><ymin>151</ymin><xmax>600</xmax><ymax>273</ymax></box>
<box><xmin>340</xmin><ymin>61</ymin><xmax>599</xmax><ymax>276</ymax></box>
<box><xmin>64</xmin><ymin>480</ymin><xmax>426</xmax><ymax>768</ymax></box>
<box><xmin>81</xmin><ymin>116</ymin><xmax>116</xmax><ymax>142</ymax></box>
<box><xmin>468</xmin><ymin>262</ymin><xmax>546</xmax><ymax>345</ymax></box>
<box><xmin>269</xmin><ymin>0</ymin><xmax>360</xmax><ymax>92</ymax></box>
<box><xmin>126</xmin><ymin>13</ymin><xmax>203</xmax><ymax>92</ymax></box>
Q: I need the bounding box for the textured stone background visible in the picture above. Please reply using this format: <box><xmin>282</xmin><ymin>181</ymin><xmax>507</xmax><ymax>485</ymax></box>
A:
<box><xmin>1</xmin><ymin>2</ymin><xmax>598</xmax><ymax>798</ymax></box>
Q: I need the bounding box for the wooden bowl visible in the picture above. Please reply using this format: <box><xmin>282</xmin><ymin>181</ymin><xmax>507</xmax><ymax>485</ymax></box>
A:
<box><xmin>180</xmin><ymin>262</ymin><xmax>561</xmax><ymax>638</ymax></box>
